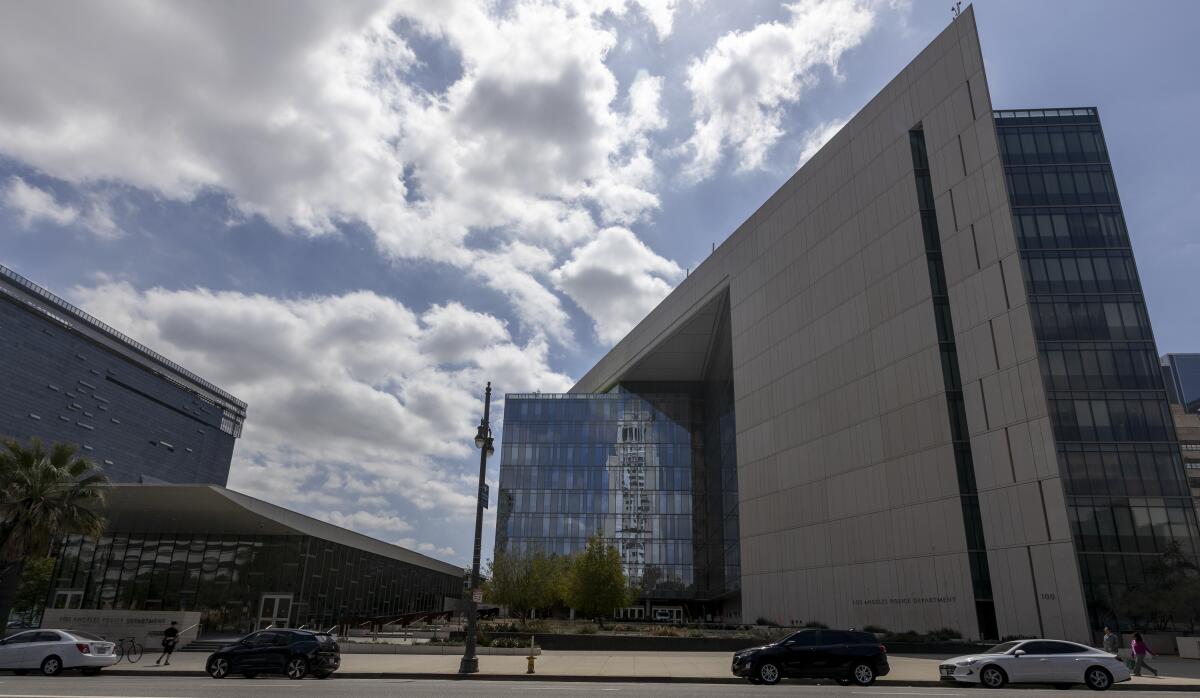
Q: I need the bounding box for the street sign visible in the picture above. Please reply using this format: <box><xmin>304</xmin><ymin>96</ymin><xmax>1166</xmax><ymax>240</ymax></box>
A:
<box><xmin>472</xmin><ymin>589</ymin><xmax>483</xmax><ymax>603</ymax></box>
<box><xmin>480</xmin><ymin>483</ymin><xmax>490</xmax><ymax>509</ymax></box>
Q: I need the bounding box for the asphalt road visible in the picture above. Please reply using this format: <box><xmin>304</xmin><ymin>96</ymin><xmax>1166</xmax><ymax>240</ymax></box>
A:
<box><xmin>0</xmin><ymin>676</ymin><xmax>1187</xmax><ymax>697</ymax></box>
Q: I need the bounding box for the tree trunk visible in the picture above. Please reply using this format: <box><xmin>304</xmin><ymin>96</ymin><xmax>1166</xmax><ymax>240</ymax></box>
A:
<box><xmin>0</xmin><ymin>558</ymin><xmax>26</xmax><ymax>628</ymax></box>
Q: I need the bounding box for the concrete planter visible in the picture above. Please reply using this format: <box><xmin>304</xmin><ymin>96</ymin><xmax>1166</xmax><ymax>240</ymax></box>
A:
<box><xmin>1177</xmin><ymin>636</ymin><xmax>1200</xmax><ymax>659</ymax></box>
<box><xmin>339</xmin><ymin>641</ymin><xmax>538</xmax><ymax>656</ymax></box>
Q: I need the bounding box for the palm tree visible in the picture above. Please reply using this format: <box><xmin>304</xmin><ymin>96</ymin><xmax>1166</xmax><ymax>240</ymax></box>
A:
<box><xmin>0</xmin><ymin>437</ymin><xmax>108</xmax><ymax>625</ymax></box>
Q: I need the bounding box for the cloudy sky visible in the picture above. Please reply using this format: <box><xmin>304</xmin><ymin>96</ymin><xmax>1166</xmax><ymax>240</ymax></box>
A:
<box><xmin>2</xmin><ymin>0</ymin><xmax>1197</xmax><ymax>566</ymax></box>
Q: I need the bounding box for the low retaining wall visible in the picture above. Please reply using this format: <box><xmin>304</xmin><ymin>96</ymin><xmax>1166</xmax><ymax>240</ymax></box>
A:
<box><xmin>450</xmin><ymin>631</ymin><xmax>990</xmax><ymax>654</ymax></box>
<box><xmin>340</xmin><ymin>641</ymin><xmax>538</xmax><ymax>656</ymax></box>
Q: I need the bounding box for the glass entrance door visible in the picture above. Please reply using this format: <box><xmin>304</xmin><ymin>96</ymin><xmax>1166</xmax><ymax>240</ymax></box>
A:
<box><xmin>256</xmin><ymin>594</ymin><xmax>292</xmax><ymax>630</ymax></box>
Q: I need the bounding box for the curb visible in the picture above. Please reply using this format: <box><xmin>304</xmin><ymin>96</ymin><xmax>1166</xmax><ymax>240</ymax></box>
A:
<box><xmin>95</xmin><ymin>670</ymin><xmax>1198</xmax><ymax>689</ymax></box>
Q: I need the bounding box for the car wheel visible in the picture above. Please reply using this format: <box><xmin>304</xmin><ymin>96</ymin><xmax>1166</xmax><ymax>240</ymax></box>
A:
<box><xmin>1085</xmin><ymin>666</ymin><xmax>1113</xmax><ymax>691</ymax></box>
<box><xmin>757</xmin><ymin>662</ymin><xmax>781</xmax><ymax>686</ymax></box>
<box><xmin>979</xmin><ymin>665</ymin><xmax>1007</xmax><ymax>689</ymax></box>
<box><xmin>207</xmin><ymin>656</ymin><xmax>230</xmax><ymax>679</ymax></box>
<box><xmin>40</xmin><ymin>655</ymin><xmax>63</xmax><ymax>676</ymax></box>
<box><xmin>81</xmin><ymin>667</ymin><xmax>102</xmax><ymax>676</ymax></box>
<box><xmin>286</xmin><ymin>657</ymin><xmax>308</xmax><ymax>680</ymax></box>
<box><xmin>849</xmin><ymin>663</ymin><xmax>876</xmax><ymax>686</ymax></box>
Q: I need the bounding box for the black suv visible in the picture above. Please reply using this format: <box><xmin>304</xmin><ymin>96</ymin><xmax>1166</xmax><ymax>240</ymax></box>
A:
<box><xmin>731</xmin><ymin>629</ymin><xmax>889</xmax><ymax>686</ymax></box>
<box><xmin>206</xmin><ymin>629</ymin><xmax>340</xmax><ymax>680</ymax></box>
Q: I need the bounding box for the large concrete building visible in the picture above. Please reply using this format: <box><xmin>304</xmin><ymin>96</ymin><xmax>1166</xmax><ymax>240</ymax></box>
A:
<box><xmin>0</xmin><ymin>262</ymin><xmax>245</xmax><ymax>485</ymax></box>
<box><xmin>497</xmin><ymin>7</ymin><xmax>1200</xmax><ymax>642</ymax></box>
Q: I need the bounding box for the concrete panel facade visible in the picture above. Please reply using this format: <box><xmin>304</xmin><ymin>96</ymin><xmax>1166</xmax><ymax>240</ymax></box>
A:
<box><xmin>573</xmin><ymin>8</ymin><xmax>1089</xmax><ymax>641</ymax></box>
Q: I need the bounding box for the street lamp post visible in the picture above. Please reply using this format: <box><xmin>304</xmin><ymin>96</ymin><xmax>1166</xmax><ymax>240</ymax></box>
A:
<box><xmin>459</xmin><ymin>381</ymin><xmax>494</xmax><ymax>674</ymax></box>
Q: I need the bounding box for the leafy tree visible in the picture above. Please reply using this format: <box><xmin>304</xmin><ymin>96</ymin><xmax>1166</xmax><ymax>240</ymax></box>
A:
<box><xmin>564</xmin><ymin>535</ymin><xmax>632</xmax><ymax>622</ymax></box>
<box><xmin>0</xmin><ymin>438</ymin><xmax>108</xmax><ymax>624</ymax></box>
<box><xmin>12</xmin><ymin>557</ymin><xmax>55</xmax><ymax>625</ymax></box>
<box><xmin>484</xmin><ymin>550</ymin><xmax>566</xmax><ymax>621</ymax></box>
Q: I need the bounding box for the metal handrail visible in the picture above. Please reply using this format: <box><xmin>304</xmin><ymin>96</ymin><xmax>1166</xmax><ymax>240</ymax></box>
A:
<box><xmin>0</xmin><ymin>262</ymin><xmax>248</xmax><ymax>418</ymax></box>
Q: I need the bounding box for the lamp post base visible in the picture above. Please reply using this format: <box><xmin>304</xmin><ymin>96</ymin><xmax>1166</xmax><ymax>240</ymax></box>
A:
<box><xmin>458</xmin><ymin>655</ymin><xmax>479</xmax><ymax>674</ymax></box>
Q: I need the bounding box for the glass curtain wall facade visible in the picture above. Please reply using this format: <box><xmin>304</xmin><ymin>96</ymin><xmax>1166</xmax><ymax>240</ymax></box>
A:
<box><xmin>0</xmin><ymin>264</ymin><xmax>244</xmax><ymax>485</ymax></box>
<box><xmin>48</xmin><ymin>533</ymin><xmax>461</xmax><ymax>633</ymax></box>
<box><xmin>496</xmin><ymin>362</ymin><xmax>739</xmax><ymax>615</ymax></box>
<box><xmin>996</xmin><ymin>108</ymin><xmax>1200</xmax><ymax>628</ymax></box>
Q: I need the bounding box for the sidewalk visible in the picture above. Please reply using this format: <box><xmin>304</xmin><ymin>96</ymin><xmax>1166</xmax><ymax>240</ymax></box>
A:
<box><xmin>101</xmin><ymin>650</ymin><xmax>1200</xmax><ymax>689</ymax></box>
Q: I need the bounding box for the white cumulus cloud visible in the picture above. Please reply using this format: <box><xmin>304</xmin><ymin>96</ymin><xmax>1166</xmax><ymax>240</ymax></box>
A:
<box><xmin>552</xmin><ymin>226</ymin><xmax>683</xmax><ymax>344</ymax></box>
<box><xmin>69</xmin><ymin>282</ymin><xmax>573</xmax><ymax>559</ymax></box>
<box><xmin>680</xmin><ymin>0</ymin><xmax>876</xmax><ymax>180</ymax></box>
<box><xmin>0</xmin><ymin>1</ymin><xmax>682</xmax><ymax>344</ymax></box>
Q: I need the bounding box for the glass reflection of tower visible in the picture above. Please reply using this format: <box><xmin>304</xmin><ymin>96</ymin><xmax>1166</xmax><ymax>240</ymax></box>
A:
<box><xmin>608</xmin><ymin>400</ymin><xmax>655</xmax><ymax>588</ymax></box>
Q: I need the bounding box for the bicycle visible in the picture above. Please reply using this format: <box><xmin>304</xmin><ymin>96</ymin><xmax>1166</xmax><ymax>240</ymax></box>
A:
<box><xmin>114</xmin><ymin>636</ymin><xmax>144</xmax><ymax>663</ymax></box>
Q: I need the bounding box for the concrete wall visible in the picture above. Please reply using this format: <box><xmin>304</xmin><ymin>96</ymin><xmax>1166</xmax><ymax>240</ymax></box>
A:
<box><xmin>573</xmin><ymin>8</ymin><xmax>1088</xmax><ymax>642</ymax></box>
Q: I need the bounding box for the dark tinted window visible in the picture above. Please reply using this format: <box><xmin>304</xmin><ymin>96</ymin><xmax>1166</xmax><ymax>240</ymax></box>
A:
<box><xmin>783</xmin><ymin>630</ymin><xmax>822</xmax><ymax>646</ymax></box>
<box><xmin>33</xmin><ymin>632</ymin><xmax>63</xmax><ymax>642</ymax></box>
<box><xmin>818</xmin><ymin>630</ymin><xmax>856</xmax><ymax>645</ymax></box>
<box><xmin>1022</xmin><ymin>641</ymin><xmax>1083</xmax><ymax>655</ymax></box>
<box><xmin>2</xmin><ymin>632</ymin><xmax>37</xmax><ymax>644</ymax></box>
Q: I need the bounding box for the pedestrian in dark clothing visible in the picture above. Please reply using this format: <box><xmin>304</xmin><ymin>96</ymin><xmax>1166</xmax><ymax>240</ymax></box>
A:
<box><xmin>155</xmin><ymin>621</ymin><xmax>179</xmax><ymax>665</ymax></box>
<box><xmin>1131</xmin><ymin>632</ymin><xmax>1159</xmax><ymax>677</ymax></box>
<box><xmin>1102</xmin><ymin>626</ymin><xmax>1120</xmax><ymax>654</ymax></box>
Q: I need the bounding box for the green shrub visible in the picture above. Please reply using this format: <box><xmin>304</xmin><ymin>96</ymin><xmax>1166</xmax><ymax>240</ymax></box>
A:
<box><xmin>862</xmin><ymin>625</ymin><xmax>888</xmax><ymax>634</ymax></box>
<box><xmin>930</xmin><ymin>627</ymin><xmax>962</xmax><ymax>641</ymax></box>
<box><xmin>803</xmin><ymin>620</ymin><xmax>828</xmax><ymax>629</ymax></box>
<box><xmin>755</xmin><ymin>616</ymin><xmax>774</xmax><ymax>626</ymax></box>
<box><xmin>577</xmin><ymin>624</ymin><xmax>598</xmax><ymax>635</ymax></box>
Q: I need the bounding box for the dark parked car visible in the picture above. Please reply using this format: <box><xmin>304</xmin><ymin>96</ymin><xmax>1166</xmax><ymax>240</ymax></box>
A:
<box><xmin>731</xmin><ymin>629</ymin><xmax>889</xmax><ymax>686</ymax></box>
<box><xmin>206</xmin><ymin>629</ymin><xmax>340</xmax><ymax>680</ymax></box>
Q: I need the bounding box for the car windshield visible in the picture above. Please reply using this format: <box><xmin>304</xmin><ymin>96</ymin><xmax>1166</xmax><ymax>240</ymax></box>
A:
<box><xmin>983</xmin><ymin>641</ymin><xmax>1022</xmax><ymax>654</ymax></box>
<box><xmin>67</xmin><ymin>630</ymin><xmax>104</xmax><ymax>641</ymax></box>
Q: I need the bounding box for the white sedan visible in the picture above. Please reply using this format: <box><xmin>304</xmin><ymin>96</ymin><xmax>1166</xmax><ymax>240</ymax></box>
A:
<box><xmin>0</xmin><ymin>629</ymin><xmax>117</xmax><ymax>676</ymax></box>
<box><xmin>939</xmin><ymin>639</ymin><xmax>1130</xmax><ymax>690</ymax></box>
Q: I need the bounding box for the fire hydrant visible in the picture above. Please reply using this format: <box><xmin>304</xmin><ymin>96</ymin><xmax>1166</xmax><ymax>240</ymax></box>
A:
<box><xmin>526</xmin><ymin>635</ymin><xmax>537</xmax><ymax>674</ymax></box>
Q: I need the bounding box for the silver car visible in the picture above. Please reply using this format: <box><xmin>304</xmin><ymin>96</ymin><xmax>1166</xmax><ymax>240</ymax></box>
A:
<box><xmin>0</xmin><ymin>629</ymin><xmax>117</xmax><ymax>676</ymax></box>
<box><xmin>939</xmin><ymin>639</ymin><xmax>1130</xmax><ymax>690</ymax></box>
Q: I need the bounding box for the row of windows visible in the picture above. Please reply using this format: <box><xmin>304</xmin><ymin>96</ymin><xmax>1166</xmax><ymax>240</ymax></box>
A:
<box><xmin>499</xmin><ymin>537</ymin><xmax>698</xmax><ymax>577</ymax></box>
<box><xmin>499</xmin><ymin>465</ymin><xmax>695</xmax><ymax>492</ymax></box>
<box><xmin>1039</xmin><ymin>345</ymin><xmax>1162</xmax><ymax>391</ymax></box>
<box><xmin>1013</xmin><ymin>207</ymin><xmax>1128</xmax><ymax>250</ymax></box>
<box><xmin>503</xmin><ymin>420</ymin><xmax>693</xmax><ymax>447</ymax></box>
<box><xmin>50</xmin><ymin>533</ymin><xmax>459</xmax><ymax>632</ymax></box>
<box><xmin>1078</xmin><ymin>549</ymin><xmax>1199</xmax><ymax>593</ymax></box>
<box><xmin>506</xmin><ymin>396</ymin><xmax>696</xmax><ymax>424</ymax></box>
<box><xmin>1022</xmin><ymin>250</ymin><xmax>1140</xmax><ymax>295</ymax></box>
<box><xmin>499</xmin><ymin>512</ymin><xmax>697</xmax><ymax>541</ymax></box>
<box><xmin>1030</xmin><ymin>297</ymin><xmax>1152</xmax><ymax>341</ymax></box>
<box><xmin>1071</xmin><ymin>503</ymin><xmax>1198</xmax><ymax>556</ymax></box>
<box><xmin>1058</xmin><ymin>444</ymin><xmax>1190</xmax><ymax>498</ymax></box>
<box><xmin>499</xmin><ymin>489</ymin><xmax>694</xmax><ymax>516</ymax></box>
<box><xmin>996</xmin><ymin>125</ymin><xmax>1108</xmax><ymax>166</ymax></box>
<box><xmin>1005</xmin><ymin>165</ymin><xmax>1119</xmax><ymax>207</ymax></box>
<box><xmin>502</xmin><ymin>442</ymin><xmax>696</xmax><ymax>469</ymax></box>
<box><xmin>1049</xmin><ymin>395</ymin><xmax>1175</xmax><ymax>443</ymax></box>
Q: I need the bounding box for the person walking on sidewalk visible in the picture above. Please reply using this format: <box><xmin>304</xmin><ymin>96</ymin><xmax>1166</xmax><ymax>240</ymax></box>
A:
<box><xmin>1102</xmin><ymin>626</ymin><xmax>1120</xmax><ymax>655</ymax></box>
<box><xmin>155</xmin><ymin>621</ymin><xmax>180</xmax><ymax>666</ymax></box>
<box><xmin>1131</xmin><ymin>632</ymin><xmax>1159</xmax><ymax>677</ymax></box>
